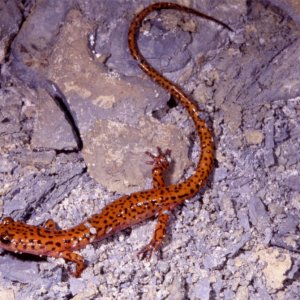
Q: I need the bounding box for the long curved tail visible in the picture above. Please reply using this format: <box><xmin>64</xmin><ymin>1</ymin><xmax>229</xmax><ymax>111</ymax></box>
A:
<box><xmin>128</xmin><ymin>2</ymin><xmax>231</xmax><ymax>194</ymax></box>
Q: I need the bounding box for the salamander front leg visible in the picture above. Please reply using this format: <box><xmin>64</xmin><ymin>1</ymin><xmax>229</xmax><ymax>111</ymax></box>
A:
<box><xmin>60</xmin><ymin>250</ymin><xmax>86</xmax><ymax>277</ymax></box>
<box><xmin>145</xmin><ymin>147</ymin><xmax>171</xmax><ymax>189</ymax></box>
<box><xmin>138</xmin><ymin>210</ymin><xmax>170</xmax><ymax>259</ymax></box>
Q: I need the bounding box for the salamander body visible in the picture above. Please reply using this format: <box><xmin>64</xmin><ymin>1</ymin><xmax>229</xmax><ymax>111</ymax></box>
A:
<box><xmin>0</xmin><ymin>2</ymin><xmax>231</xmax><ymax>277</ymax></box>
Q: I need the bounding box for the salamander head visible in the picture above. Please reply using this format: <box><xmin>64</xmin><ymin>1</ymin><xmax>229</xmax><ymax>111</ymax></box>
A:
<box><xmin>0</xmin><ymin>217</ymin><xmax>17</xmax><ymax>250</ymax></box>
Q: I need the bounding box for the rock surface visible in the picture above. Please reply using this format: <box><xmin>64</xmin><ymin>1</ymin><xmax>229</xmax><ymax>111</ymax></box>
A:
<box><xmin>0</xmin><ymin>0</ymin><xmax>299</xmax><ymax>299</ymax></box>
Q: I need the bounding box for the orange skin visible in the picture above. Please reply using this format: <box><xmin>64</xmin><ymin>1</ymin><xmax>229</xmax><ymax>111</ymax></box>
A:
<box><xmin>0</xmin><ymin>3</ymin><xmax>231</xmax><ymax>277</ymax></box>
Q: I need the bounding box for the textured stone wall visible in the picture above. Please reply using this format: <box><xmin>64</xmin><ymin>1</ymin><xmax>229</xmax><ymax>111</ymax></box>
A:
<box><xmin>0</xmin><ymin>0</ymin><xmax>299</xmax><ymax>299</ymax></box>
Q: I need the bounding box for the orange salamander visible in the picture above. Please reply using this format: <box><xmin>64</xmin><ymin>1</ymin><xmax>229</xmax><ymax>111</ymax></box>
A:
<box><xmin>0</xmin><ymin>2</ymin><xmax>232</xmax><ymax>277</ymax></box>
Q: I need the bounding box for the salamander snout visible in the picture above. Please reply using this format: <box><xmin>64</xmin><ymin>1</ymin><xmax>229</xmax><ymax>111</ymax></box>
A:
<box><xmin>0</xmin><ymin>232</ymin><xmax>13</xmax><ymax>245</ymax></box>
<box><xmin>0</xmin><ymin>217</ymin><xmax>15</xmax><ymax>247</ymax></box>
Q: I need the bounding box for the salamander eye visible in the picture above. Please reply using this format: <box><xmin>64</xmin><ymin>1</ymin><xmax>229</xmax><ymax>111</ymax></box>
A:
<box><xmin>0</xmin><ymin>234</ymin><xmax>12</xmax><ymax>245</ymax></box>
<box><xmin>2</xmin><ymin>217</ymin><xmax>14</xmax><ymax>225</ymax></box>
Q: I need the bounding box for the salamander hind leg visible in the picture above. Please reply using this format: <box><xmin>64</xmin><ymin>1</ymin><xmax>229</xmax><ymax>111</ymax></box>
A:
<box><xmin>60</xmin><ymin>250</ymin><xmax>86</xmax><ymax>277</ymax></box>
<box><xmin>145</xmin><ymin>147</ymin><xmax>171</xmax><ymax>189</ymax></box>
<box><xmin>137</xmin><ymin>210</ymin><xmax>170</xmax><ymax>260</ymax></box>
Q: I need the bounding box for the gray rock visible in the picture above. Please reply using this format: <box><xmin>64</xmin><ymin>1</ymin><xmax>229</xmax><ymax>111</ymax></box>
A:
<box><xmin>214</xmin><ymin>166</ymin><xmax>228</xmax><ymax>181</ymax></box>
<box><xmin>277</xmin><ymin>214</ymin><xmax>298</xmax><ymax>235</ymax></box>
<box><xmin>0</xmin><ymin>0</ymin><xmax>22</xmax><ymax>63</ymax></box>
<box><xmin>274</xmin><ymin>121</ymin><xmax>290</xmax><ymax>143</ymax></box>
<box><xmin>0</xmin><ymin>157</ymin><xmax>16</xmax><ymax>173</ymax></box>
<box><xmin>3</xmin><ymin>173</ymin><xmax>56</xmax><ymax>216</ymax></box>
<box><xmin>193</xmin><ymin>277</ymin><xmax>210</xmax><ymax>300</ymax></box>
<box><xmin>248</xmin><ymin>197</ymin><xmax>270</xmax><ymax>228</ymax></box>
<box><xmin>203</xmin><ymin>252</ymin><xmax>226</xmax><ymax>269</ymax></box>
<box><xmin>224</xmin><ymin>288</ymin><xmax>235</xmax><ymax>300</ymax></box>
<box><xmin>287</xmin><ymin>259</ymin><xmax>300</xmax><ymax>279</ymax></box>
<box><xmin>40</xmin><ymin>161</ymin><xmax>86</xmax><ymax>212</ymax></box>
<box><xmin>227</xmin><ymin>232</ymin><xmax>252</xmax><ymax>257</ymax></box>
<box><xmin>237</xmin><ymin>210</ymin><xmax>251</xmax><ymax>231</ymax></box>
<box><xmin>286</xmin><ymin>144</ymin><xmax>300</xmax><ymax>166</ymax></box>
<box><xmin>9</xmin><ymin>0</ymin><xmax>74</xmax><ymax>89</ymax></box>
<box><xmin>284</xmin><ymin>175</ymin><xmax>300</xmax><ymax>192</ymax></box>
<box><xmin>31</xmin><ymin>90</ymin><xmax>77</xmax><ymax>150</ymax></box>
<box><xmin>12</xmin><ymin>149</ymin><xmax>56</xmax><ymax>167</ymax></box>
<box><xmin>137</xmin><ymin>26</ymin><xmax>191</xmax><ymax>73</ymax></box>
<box><xmin>0</xmin><ymin>255</ymin><xmax>39</xmax><ymax>284</ymax></box>
<box><xmin>69</xmin><ymin>277</ymin><xmax>86</xmax><ymax>296</ymax></box>
<box><xmin>264</xmin><ymin>117</ymin><xmax>275</xmax><ymax>149</ymax></box>
<box><xmin>256</xmin><ymin>284</ymin><xmax>272</xmax><ymax>300</ymax></box>
<box><xmin>263</xmin><ymin>150</ymin><xmax>275</xmax><ymax>168</ymax></box>
<box><xmin>212</xmin><ymin>278</ymin><xmax>224</xmax><ymax>296</ymax></box>
<box><xmin>267</xmin><ymin>0</ymin><xmax>300</xmax><ymax>27</ymax></box>
<box><xmin>3</xmin><ymin>158</ymin><xmax>85</xmax><ymax>219</ymax></box>
<box><xmin>290</xmin><ymin>117</ymin><xmax>300</xmax><ymax>139</ymax></box>
<box><xmin>0</xmin><ymin>89</ymin><xmax>22</xmax><ymax>135</ymax></box>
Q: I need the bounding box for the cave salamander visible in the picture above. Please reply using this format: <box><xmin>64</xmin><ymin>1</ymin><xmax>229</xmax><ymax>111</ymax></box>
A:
<box><xmin>0</xmin><ymin>2</ymin><xmax>231</xmax><ymax>277</ymax></box>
